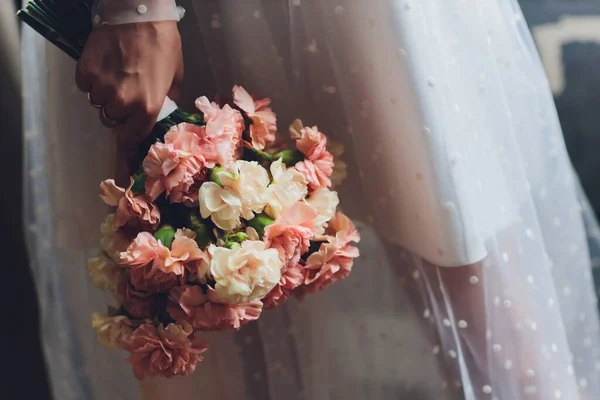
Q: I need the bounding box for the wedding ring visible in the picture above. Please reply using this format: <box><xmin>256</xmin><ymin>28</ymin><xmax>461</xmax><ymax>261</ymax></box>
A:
<box><xmin>100</xmin><ymin>107</ymin><xmax>124</xmax><ymax>128</ymax></box>
<box><xmin>87</xmin><ymin>92</ymin><xmax>103</xmax><ymax>109</ymax></box>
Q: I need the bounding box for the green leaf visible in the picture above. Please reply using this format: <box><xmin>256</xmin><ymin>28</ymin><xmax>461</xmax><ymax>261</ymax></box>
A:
<box><xmin>154</xmin><ymin>225</ymin><xmax>176</xmax><ymax>249</ymax></box>
<box><xmin>130</xmin><ymin>171</ymin><xmax>147</xmax><ymax>195</ymax></box>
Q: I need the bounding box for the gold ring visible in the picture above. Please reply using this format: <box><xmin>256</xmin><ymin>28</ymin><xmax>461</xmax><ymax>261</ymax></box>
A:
<box><xmin>88</xmin><ymin>93</ymin><xmax>103</xmax><ymax>109</ymax></box>
<box><xmin>100</xmin><ymin>107</ymin><xmax>123</xmax><ymax>128</ymax></box>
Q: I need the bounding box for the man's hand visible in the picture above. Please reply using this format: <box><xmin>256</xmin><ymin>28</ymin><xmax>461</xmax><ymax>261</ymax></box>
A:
<box><xmin>76</xmin><ymin>21</ymin><xmax>183</xmax><ymax>151</ymax></box>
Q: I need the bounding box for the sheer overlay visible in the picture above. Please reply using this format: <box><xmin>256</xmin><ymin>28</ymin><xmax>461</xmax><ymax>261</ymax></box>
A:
<box><xmin>22</xmin><ymin>0</ymin><xmax>600</xmax><ymax>399</ymax></box>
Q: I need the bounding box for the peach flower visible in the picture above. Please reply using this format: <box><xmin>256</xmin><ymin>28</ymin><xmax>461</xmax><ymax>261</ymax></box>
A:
<box><xmin>92</xmin><ymin>313</ymin><xmax>134</xmax><ymax>348</ymax></box>
<box><xmin>121</xmin><ymin>230</ymin><xmax>203</xmax><ymax>292</ymax></box>
<box><xmin>129</xmin><ymin>265</ymin><xmax>184</xmax><ymax>294</ymax></box>
<box><xmin>99</xmin><ymin>179</ymin><xmax>160</xmax><ymax>229</ymax></box>
<box><xmin>232</xmin><ymin>85</ymin><xmax>277</xmax><ymax>150</ymax></box>
<box><xmin>168</xmin><ymin>285</ymin><xmax>262</xmax><ymax>331</ymax></box>
<box><xmin>302</xmin><ymin>212</ymin><xmax>360</xmax><ymax>294</ymax></box>
<box><xmin>293</xmin><ymin>125</ymin><xmax>334</xmax><ymax>191</ymax></box>
<box><xmin>143</xmin><ymin>123</ymin><xmax>217</xmax><ymax>203</ymax></box>
<box><xmin>117</xmin><ymin>279</ymin><xmax>157</xmax><ymax>319</ymax></box>
<box><xmin>264</xmin><ymin>159</ymin><xmax>309</xmax><ymax>219</ymax></box>
<box><xmin>121</xmin><ymin>321</ymin><xmax>208</xmax><ymax>379</ymax></box>
<box><xmin>262</xmin><ymin>263</ymin><xmax>305</xmax><ymax>309</ymax></box>
<box><xmin>264</xmin><ymin>202</ymin><xmax>317</xmax><ymax>270</ymax></box>
<box><xmin>209</xmin><ymin>241</ymin><xmax>282</xmax><ymax>304</ymax></box>
<box><xmin>195</xmin><ymin>97</ymin><xmax>244</xmax><ymax>168</ymax></box>
<box><xmin>121</xmin><ymin>230</ymin><xmax>204</xmax><ymax>275</ymax></box>
<box><xmin>88</xmin><ymin>254</ymin><xmax>123</xmax><ymax>291</ymax></box>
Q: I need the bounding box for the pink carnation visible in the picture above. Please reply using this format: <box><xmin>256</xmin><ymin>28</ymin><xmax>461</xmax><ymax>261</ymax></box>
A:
<box><xmin>130</xmin><ymin>265</ymin><xmax>184</xmax><ymax>294</ymax></box>
<box><xmin>121</xmin><ymin>321</ymin><xmax>208</xmax><ymax>379</ymax></box>
<box><xmin>262</xmin><ymin>263</ymin><xmax>305</xmax><ymax>309</ymax></box>
<box><xmin>293</xmin><ymin>126</ymin><xmax>334</xmax><ymax>191</ymax></box>
<box><xmin>143</xmin><ymin>123</ymin><xmax>217</xmax><ymax>203</ymax></box>
<box><xmin>301</xmin><ymin>212</ymin><xmax>360</xmax><ymax>295</ymax></box>
<box><xmin>121</xmin><ymin>230</ymin><xmax>204</xmax><ymax>293</ymax></box>
<box><xmin>195</xmin><ymin>97</ymin><xmax>244</xmax><ymax>168</ymax></box>
<box><xmin>233</xmin><ymin>85</ymin><xmax>277</xmax><ymax>150</ymax></box>
<box><xmin>167</xmin><ymin>285</ymin><xmax>262</xmax><ymax>331</ymax></box>
<box><xmin>99</xmin><ymin>179</ymin><xmax>160</xmax><ymax>229</ymax></box>
<box><xmin>264</xmin><ymin>202</ymin><xmax>318</xmax><ymax>270</ymax></box>
<box><xmin>117</xmin><ymin>279</ymin><xmax>157</xmax><ymax>319</ymax></box>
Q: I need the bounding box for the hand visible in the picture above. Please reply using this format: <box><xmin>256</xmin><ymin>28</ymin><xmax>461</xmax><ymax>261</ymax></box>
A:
<box><xmin>76</xmin><ymin>21</ymin><xmax>183</xmax><ymax>152</ymax></box>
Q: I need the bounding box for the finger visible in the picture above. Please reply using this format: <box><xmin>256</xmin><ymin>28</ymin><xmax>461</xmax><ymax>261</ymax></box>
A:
<box><xmin>75</xmin><ymin>61</ymin><xmax>94</xmax><ymax>93</ymax></box>
<box><xmin>167</xmin><ymin>58</ymin><xmax>184</xmax><ymax>102</ymax></box>
<box><xmin>102</xmin><ymin>89</ymin><xmax>136</xmax><ymax>122</ymax></box>
<box><xmin>89</xmin><ymin>82</ymin><xmax>118</xmax><ymax>112</ymax></box>
<box><xmin>98</xmin><ymin>108</ymin><xmax>125</xmax><ymax>129</ymax></box>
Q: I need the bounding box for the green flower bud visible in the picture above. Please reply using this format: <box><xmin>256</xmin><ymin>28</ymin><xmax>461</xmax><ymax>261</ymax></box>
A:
<box><xmin>225</xmin><ymin>242</ymin><xmax>242</xmax><ymax>250</ymax></box>
<box><xmin>248</xmin><ymin>214</ymin><xmax>275</xmax><ymax>239</ymax></box>
<box><xmin>224</xmin><ymin>232</ymin><xmax>248</xmax><ymax>244</ymax></box>
<box><xmin>209</xmin><ymin>167</ymin><xmax>236</xmax><ymax>187</ymax></box>
<box><xmin>154</xmin><ymin>225</ymin><xmax>176</xmax><ymax>249</ymax></box>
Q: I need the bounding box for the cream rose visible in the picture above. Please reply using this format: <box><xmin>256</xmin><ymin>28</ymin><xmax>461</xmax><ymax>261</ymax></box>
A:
<box><xmin>199</xmin><ymin>179</ymin><xmax>243</xmax><ymax>231</ymax></box>
<box><xmin>306</xmin><ymin>188</ymin><xmax>340</xmax><ymax>235</ymax></box>
<box><xmin>199</xmin><ymin>162</ymin><xmax>269</xmax><ymax>229</ymax></box>
<box><xmin>209</xmin><ymin>241</ymin><xmax>282</xmax><ymax>304</ymax></box>
<box><xmin>88</xmin><ymin>254</ymin><xmax>122</xmax><ymax>291</ymax></box>
<box><xmin>91</xmin><ymin>313</ymin><xmax>134</xmax><ymax>348</ymax></box>
<box><xmin>264</xmin><ymin>159</ymin><xmax>308</xmax><ymax>219</ymax></box>
<box><xmin>233</xmin><ymin>161</ymin><xmax>269</xmax><ymax>219</ymax></box>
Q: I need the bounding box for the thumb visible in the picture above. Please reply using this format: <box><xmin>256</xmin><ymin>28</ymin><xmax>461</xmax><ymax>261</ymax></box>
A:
<box><xmin>114</xmin><ymin>133</ymin><xmax>142</xmax><ymax>187</ymax></box>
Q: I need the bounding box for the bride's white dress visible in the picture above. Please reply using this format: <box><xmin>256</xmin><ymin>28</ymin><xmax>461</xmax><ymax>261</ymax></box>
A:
<box><xmin>22</xmin><ymin>0</ymin><xmax>600</xmax><ymax>399</ymax></box>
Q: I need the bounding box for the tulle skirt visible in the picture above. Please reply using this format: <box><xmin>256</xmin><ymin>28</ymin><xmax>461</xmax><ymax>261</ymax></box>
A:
<box><xmin>22</xmin><ymin>0</ymin><xmax>600</xmax><ymax>399</ymax></box>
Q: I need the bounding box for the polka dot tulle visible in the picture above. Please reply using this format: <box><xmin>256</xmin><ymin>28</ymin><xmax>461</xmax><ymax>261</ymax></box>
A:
<box><xmin>22</xmin><ymin>0</ymin><xmax>600</xmax><ymax>399</ymax></box>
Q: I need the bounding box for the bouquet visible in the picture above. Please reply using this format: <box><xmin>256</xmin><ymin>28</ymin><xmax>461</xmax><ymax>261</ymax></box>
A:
<box><xmin>20</xmin><ymin>0</ymin><xmax>360</xmax><ymax>380</ymax></box>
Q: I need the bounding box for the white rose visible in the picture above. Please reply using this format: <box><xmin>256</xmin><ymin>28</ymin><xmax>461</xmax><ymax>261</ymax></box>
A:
<box><xmin>199</xmin><ymin>180</ymin><xmax>243</xmax><ymax>231</ymax></box>
<box><xmin>88</xmin><ymin>255</ymin><xmax>122</xmax><ymax>291</ymax></box>
<box><xmin>209</xmin><ymin>241</ymin><xmax>282</xmax><ymax>304</ymax></box>
<box><xmin>233</xmin><ymin>161</ymin><xmax>269</xmax><ymax>220</ymax></box>
<box><xmin>100</xmin><ymin>214</ymin><xmax>131</xmax><ymax>264</ymax></box>
<box><xmin>307</xmin><ymin>188</ymin><xmax>339</xmax><ymax>235</ymax></box>
<box><xmin>264</xmin><ymin>159</ymin><xmax>308</xmax><ymax>219</ymax></box>
<box><xmin>91</xmin><ymin>313</ymin><xmax>134</xmax><ymax>348</ymax></box>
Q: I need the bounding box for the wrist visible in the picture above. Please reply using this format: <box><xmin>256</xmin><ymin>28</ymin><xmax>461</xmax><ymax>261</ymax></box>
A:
<box><xmin>92</xmin><ymin>0</ymin><xmax>185</xmax><ymax>27</ymax></box>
